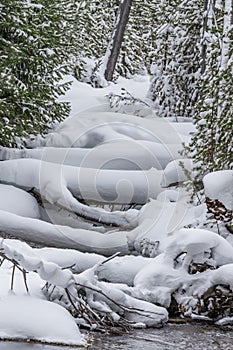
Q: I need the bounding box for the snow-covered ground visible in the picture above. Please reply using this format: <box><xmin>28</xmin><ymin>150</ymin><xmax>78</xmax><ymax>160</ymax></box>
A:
<box><xmin>60</xmin><ymin>74</ymin><xmax>152</xmax><ymax>116</ymax></box>
<box><xmin>0</xmin><ymin>296</ymin><xmax>85</xmax><ymax>346</ymax></box>
<box><xmin>0</xmin><ymin>75</ymin><xmax>232</xmax><ymax>345</ymax></box>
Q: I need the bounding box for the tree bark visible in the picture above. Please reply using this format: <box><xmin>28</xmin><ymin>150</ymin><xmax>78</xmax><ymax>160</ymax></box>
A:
<box><xmin>104</xmin><ymin>0</ymin><xmax>133</xmax><ymax>81</ymax></box>
<box><xmin>200</xmin><ymin>0</ymin><xmax>209</xmax><ymax>75</ymax></box>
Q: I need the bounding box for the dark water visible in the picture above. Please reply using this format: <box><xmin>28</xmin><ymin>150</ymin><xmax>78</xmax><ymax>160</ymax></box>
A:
<box><xmin>0</xmin><ymin>324</ymin><xmax>232</xmax><ymax>350</ymax></box>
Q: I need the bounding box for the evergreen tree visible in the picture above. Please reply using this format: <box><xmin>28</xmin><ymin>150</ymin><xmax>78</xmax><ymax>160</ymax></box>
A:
<box><xmin>73</xmin><ymin>0</ymin><xmax>118</xmax><ymax>85</ymax></box>
<box><xmin>74</xmin><ymin>0</ymin><xmax>160</xmax><ymax>84</ymax></box>
<box><xmin>147</xmin><ymin>0</ymin><xmax>232</xmax><ymax>177</ymax></box>
<box><xmin>188</xmin><ymin>0</ymin><xmax>233</xmax><ymax>178</ymax></box>
<box><xmin>112</xmin><ymin>0</ymin><xmax>160</xmax><ymax>78</ymax></box>
<box><xmin>148</xmin><ymin>0</ymin><xmax>203</xmax><ymax>119</ymax></box>
<box><xmin>114</xmin><ymin>0</ymin><xmax>156</xmax><ymax>78</ymax></box>
<box><xmin>0</xmin><ymin>0</ymin><xmax>78</xmax><ymax>147</ymax></box>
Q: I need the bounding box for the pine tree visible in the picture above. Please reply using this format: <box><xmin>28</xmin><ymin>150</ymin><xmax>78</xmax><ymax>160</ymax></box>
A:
<box><xmin>115</xmin><ymin>0</ymin><xmax>156</xmax><ymax>78</ymax></box>
<box><xmin>148</xmin><ymin>0</ymin><xmax>203</xmax><ymax>119</ymax></box>
<box><xmin>74</xmin><ymin>0</ymin><xmax>160</xmax><ymax>84</ymax></box>
<box><xmin>0</xmin><ymin>0</ymin><xmax>78</xmax><ymax>147</ymax></box>
<box><xmin>188</xmin><ymin>0</ymin><xmax>233</xmax><ymax>178</ymax></box>
<box><xmin>73</xmin><ymin>0</ymin><xmax>118</xmax><ymax>85</ymax></box>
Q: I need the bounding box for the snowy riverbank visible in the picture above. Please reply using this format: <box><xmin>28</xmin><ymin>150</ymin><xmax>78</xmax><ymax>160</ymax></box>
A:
<box><xmin>0</xmin><ymin>75</ymin><xmax>232</xmax><ymax>345</ymax></box>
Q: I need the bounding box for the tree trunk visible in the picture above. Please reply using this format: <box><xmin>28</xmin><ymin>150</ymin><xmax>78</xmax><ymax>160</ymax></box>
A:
<box><xmin>200</xmin><ymin>0</ymin><xmax>209</xmax><ymax>74</ymax></box>
<box><xmin>104</xmin><ymin>0</ymin><xmax>133</xmax><ymax>81</ymax></box>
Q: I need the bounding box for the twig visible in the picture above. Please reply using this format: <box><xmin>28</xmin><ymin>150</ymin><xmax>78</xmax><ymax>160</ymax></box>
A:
<box><xmin>0</xmin><ymin>258</ymin><xmax>5</xmax><ymax>267</ymax></box>
<box><xmin>22</xmin><ymin>269</ymin><xmax>29</xmax><ymax>293</ymax></box>
<box><xmin>75</xmin><ymin>282</ymin><xmax>165</xmax><ymax>318</ymax></box>
<box><xmin>98</xmin><ymin>252</ymin><xmax>120</xmax><ymax>266</ymax></box>
<box><xmin>11</xmin><ymin>264</ymin><xmax>16</xmax><ymax>291</ymax></box>
<box><xmin>61</xmin><ymin>263</ymin><xmax>76</xmax><ymax>270</ymax></box>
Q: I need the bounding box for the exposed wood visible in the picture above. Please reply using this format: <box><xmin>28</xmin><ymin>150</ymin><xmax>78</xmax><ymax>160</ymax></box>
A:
<box><xmin>104</xmin><ymin>0</ymin><xmax>133</xmax><ymax>81</ymax></box>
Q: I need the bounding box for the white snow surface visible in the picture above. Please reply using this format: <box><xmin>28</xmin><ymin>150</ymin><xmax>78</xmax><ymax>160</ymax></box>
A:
<box><xmin>59</xmin><ymin>74</ymin><xmax>151</xmax><ymax>117</ymax></box>
<box><xmin>133</xmin><ymin>227</ymin><xmax>233</xmax><ymax>307</ymax></box>
<box><xmin>0</xmin><ymin>184</ymin><xmax>40</xmax><ymax>218</ymax></box>
<box><xmin>45</xmin><ymin>110</ymin><xmax>186</xmax><ymax>150</ymax></box>
<box><xmin>0</xmin><ymin>74</ymin><xmax>232</xmax><ymax>340</ymax></box>
<box><xmin>0</xmin><ymin>239</ymin><xmax>168</xmax><ymax>328</ymax></box>
<box><xmin>203</xmin><ymin>170</ymin><xmax>233</xmax><ymax>209</ymax></box>
<box><xmin>0</xmin><ymin>295</ymin><xmax>85</xmax><ymax>346</ymax></box>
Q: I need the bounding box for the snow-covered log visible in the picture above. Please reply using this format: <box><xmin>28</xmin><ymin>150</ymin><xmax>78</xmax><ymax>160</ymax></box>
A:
<box><xmin>0</xmin><ymin>178</ymin><xmax>206</xmax><ymax>256</ymax></box>
<box><xmin>0</xmin><ymin>239</ymin><xmax>168</xmax><ymax>328</ymax></box>
<box><xmin>0</xmin><ymin>158</ymin><xmax>141</xmax><ymax>226</ymax></box>
<box><xmin>0</xmin><ymin>140</ymin><xmax>182</xmax><ymax>170</ymax></box>
<box><xmin>35</xmin><ymin>247</ymin><xmax>152</xmax><ymax>286</ymax></box>
<box><xmin>0</xmin><ymin>210</ymin><xmax>129</xmax><ymax>255</ymax></box>
<box><xmin>35</xmin><ymin>227</ymin><xmax>233</xmax><ymax>293</ymax></box>
<box><xmin>45</xmin><ymin>111</ymin><xmax>186</xmax><ymax>148</ymax></box>
<box><xmin>0</xmin><ymin>193</ymin><xmax>205</xmax><ymax>256</ymax></box>
<box><xmin>0</xmin><ymin>156</ymin><xmax>194</xmax><ymax>227</ymax></box>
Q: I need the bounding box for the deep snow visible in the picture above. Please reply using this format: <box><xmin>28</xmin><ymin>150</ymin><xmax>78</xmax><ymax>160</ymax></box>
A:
<box><xmin>0</xmin><ymin>75</ymin><xmax>232</xmax><ymax>344</ymax></box>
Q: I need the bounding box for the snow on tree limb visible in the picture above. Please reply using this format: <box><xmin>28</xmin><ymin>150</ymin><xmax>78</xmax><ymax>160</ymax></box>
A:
<box><xmin>0</xmin><ymin>210</ymin><xmax>129</xmax><ymax>255</ymax></box>
<box><xmin>0</xmin><ymin>238</ymin><xmax>168</xmax><ymax>328</ymax></box>
<box><xmin>0</xmin><ymin>158</ymin><xmax>141</xmax><ymax>226</ymax></box>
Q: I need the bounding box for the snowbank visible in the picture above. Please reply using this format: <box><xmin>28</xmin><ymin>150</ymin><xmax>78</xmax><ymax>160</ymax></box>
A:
<box><xmin>203</xmin><ymin>170</ymin><xmax>233</xmax><ymax>210</ymax></box>
<box><xmin>0</xmin><ymin>74</ymin><xmax>231</xmax><ymax>334</ymax></box>
<box><xmin>0</xmin><ymin>296</ymin><xmax>86</xmax><ymax>346</ymax></box>
<box><xmin>0</xmin><ymin>184</ymin><xmax>40</xmax><ymax>218</ymax></box>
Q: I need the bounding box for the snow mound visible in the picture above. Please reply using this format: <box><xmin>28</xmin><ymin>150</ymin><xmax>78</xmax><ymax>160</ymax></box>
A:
<box><xmin>0</xmin><ymin>184</ymin><xmax>40</xmax><ymax>218</ymax></box>
<box><xmin>162</xmin><ymin>159</ymin><xmax>193</xmax><ymax>187</ymax></box>
<box><xmin>166</xmin><ymin>228</ymin><xmax>233</xmax><ymax>266</ymax></box>
<box><xmin>203</xmin><ymin>170</ymin><xmax>233</xmax><ymax>210</ymax></box>
<box><xmin>45</xmin><ymin>110</ymin><xmax>183</xmax><ymax>149</ymax></box>
<box><xmin>133</xmin><ymin>228</ymin><xmax>233</xmax><ymax>307</ymax></box>
<box><xmin>0</xmin><ymin>296</ymin><xmax>86</xmax><ymax>346</ymax></box>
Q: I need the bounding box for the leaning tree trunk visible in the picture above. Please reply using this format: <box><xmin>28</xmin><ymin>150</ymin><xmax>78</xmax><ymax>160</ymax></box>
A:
<box><xmin>104</xmin><ymin>0</ymin><xmax>133</xmax><ymax>81</ymax></box>
<box><xmin>200</xmin><ymin>0</ymin><xmax>209</xmax><ymax>75</ymax></box>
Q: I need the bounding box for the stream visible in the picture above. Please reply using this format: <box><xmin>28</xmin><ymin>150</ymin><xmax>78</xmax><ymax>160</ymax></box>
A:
<box><xmin>0</xmin><ymin>323</ymin><xmax>232</xmax><ymax>350</ymax></box>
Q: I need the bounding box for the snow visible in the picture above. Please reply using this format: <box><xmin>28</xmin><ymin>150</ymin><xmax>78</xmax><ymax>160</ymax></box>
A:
<box><xmin>216</xmin><ymin>316</ymin><xmax>233</xmax><ymax>326</ymax></box>
<box><xmin>0</xmin><ymin>158</ymin><xmax>140</xmax><ymax>227</ymax></box>
<box><xmin>0</xmin><ymin>184</ymin><xmax>40</xmax><ymax>218</ymax></box>
<box><xmin>36</xmin><ymin>246</ymin><xmax>152</xmax><ymax>285</ymax></box>
<box><xmin>166</xmin><ymin>228</ymin><xmax>233</xmax><ymax>266</ymax></box>
<box><xmin>0</xmin><ymin>73</ymin><xmax>232</xmax><ymax>340</ymax></box>
<box><xmin>129</xmin><ymin>199</ymin><xmax>206</xmax><ymax>254</ymax></box>
<box><xmin>211</xmin><ymin>264</ymin><xmax>233</xmax><ymax>289</ymax></box>
<box><xmin>1</xmin><ymin>141</ymin><xmax>182</xmax><ymax>170</ymax></box>
<box><xmin>45</xmin><ymin>110</ymin><xmax>185</xmax><ymax>152</ymax></box>
<box><xmin>132</xmin><ymin>226</ymin><xmax>233</xmax><ymax>308</ymax></box>
<box><xmin>0</xmin><ymin>296</ymin><xmax>85</xmax><ymax>346</ymax></box>
<box><xmin>0</xmin><ymin>210</ymin><xmax>130</xmax><ymax>255</ymax></box>
<box><xmin>161</xmin><ymin>159</ymin><xmax>193</xmax><ymax>187</ymax></box>
<box><xmin>203</xmin><ymin>170</ymin><xmax>233</xmax><ymax>210</ymax></box>
<box><xmin>59</xmin><ymin>75</ymin><xmax>151</xmax><ymax>117</ymax></box>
